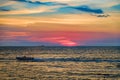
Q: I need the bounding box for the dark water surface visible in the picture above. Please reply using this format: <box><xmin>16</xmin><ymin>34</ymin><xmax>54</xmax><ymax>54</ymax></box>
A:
<box><xmin>0</xmin><ymin>46</ymin><xmax>120</xmax><ymax>80</ymax></box>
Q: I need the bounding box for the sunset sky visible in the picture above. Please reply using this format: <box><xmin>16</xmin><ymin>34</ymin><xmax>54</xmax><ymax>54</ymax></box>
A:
<box><xmin>0</xmin><ymin>0</ymin><xmax>120</xmax><ymax>46</ymax></box>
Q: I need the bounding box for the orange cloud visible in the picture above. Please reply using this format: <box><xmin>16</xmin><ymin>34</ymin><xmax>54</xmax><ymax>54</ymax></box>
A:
<box><xmin>0</xmin><ymin>13</ymin><xmax>120</xmax><ymax>33</ymax></box>
<box><xmin>0</xmin><ymin>6</ymin><xmax>59</xmax><ymax>15</ymax></box>
<box><xmin>5</xmin><ymin>32</ymin><xmax>29</xmax><ymax>37</ymax></box>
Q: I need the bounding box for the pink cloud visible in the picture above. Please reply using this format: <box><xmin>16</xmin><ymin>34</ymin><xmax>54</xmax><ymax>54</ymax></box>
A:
<box><xmin>0</xmin><ymin>31</ymin><xmax>29</xmax><ymax>41</ymax></box>
<box><xmin>28</xmin><ymin>36</ymin><xmax>78</xmax><ymax>46</ymax></box>
<box><xmin>26</xmin><ymin>31</ymin><xmax>118</xmax><ymax>46</ymax></box>
<box><xmin>0</xmin><ymin>31</ymin><xmax>119</xmax><ymax>46</ymax></box>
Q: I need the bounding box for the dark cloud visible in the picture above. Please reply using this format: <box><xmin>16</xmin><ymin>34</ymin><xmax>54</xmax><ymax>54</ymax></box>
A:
<box><xmin>96</xmin><ymin>14</ymin><xmax>110</xmax><ymax>17</ymax></box>
<box><xmin>57</xmin><ymin>5</ymin><xmax>104</xmax><ymax>15</ymax></box>
<box><xmin>13</xmin><ymin>0</ymin><xmax>65</xmax><ymax>6</ymax></box>
<box><xmin>0</xmin><ymin>6</ymin><xmax>11</xmax><ymax>11</ymax></box>
<box><xmin>12</xmin><ymin>0</ymin><xmax>27</xmax><ymax>2</ymax></box>
<box><xmin>91</xmin><ymin>14</ymin><xmax>110</xmax><ymax>17</ymax></box>
<box><xmin>71</xmin><ymin>5</ymin><xmax>104</xmax><ymax>14</ymax></box>
<box><xmin>0</xmin><ymin>8</ymin><xmax>10</xmax><ymax>11</ymax></box>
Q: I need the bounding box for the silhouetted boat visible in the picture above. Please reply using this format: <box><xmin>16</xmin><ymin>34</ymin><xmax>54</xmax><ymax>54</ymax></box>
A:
<box><xmin>16</xmin><ymin>56</ymin><xmax>34</xmax><ymax>61</ymax></box>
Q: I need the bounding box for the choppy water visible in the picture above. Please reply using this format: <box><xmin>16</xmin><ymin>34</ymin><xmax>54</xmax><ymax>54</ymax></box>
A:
<box><xmin>0</xmin><ymin>46</ymin><xmax>120</xmax><ymax>80</ymax></box>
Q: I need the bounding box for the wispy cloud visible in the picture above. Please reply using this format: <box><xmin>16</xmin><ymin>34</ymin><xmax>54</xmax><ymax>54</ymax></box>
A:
<box><xmin>29</xmin><ymin>36</ymin><xmax>77</xmax><ymax>46</ymax></box>
<box><xmin>13</xmin><ymin>0</ymin><xmax>64</xmax><ymax>6</ymax></box>
<box><xmin>1</xmin><ymin>31</ymin><xmax>119</xmax><ymax>46</ymax></box>
<box><xmin>0</xmin><ymin>6</ymin><xmax>59</xmax><ymax>15</ymax></box>
<box><xmin>40</xmin><ymin>0</ymin><xmax>120</xmax><ymax>7</ymax></box>
<box><xmin>0</xmin><ymin>0</ymin><xmax>119</xmax><ymax>16</ymax></box>
<box><xmin>0</xmin><ymin>13</ymin><xmax>120</xmax><ymax>33</ymax></box>
<box><xmin>0</xmin><ymin>1</ymin><xmax>17</xmax><ymax>7</ymax></box>
<box><xmin>0</xmin><ymin>8</ymin><xmax>10</xmax><ymax>11</ymax></box>
<box><xmin>61</xmin><ymin>5</ymin><xmax>104</xmax><ymax>14</ymax></box>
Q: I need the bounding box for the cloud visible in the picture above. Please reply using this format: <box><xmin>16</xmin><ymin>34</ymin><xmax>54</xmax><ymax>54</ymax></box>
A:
<box><xmin>70</xmin><ymin>5</ymin><xmax>104</xmax><ymax>14</ymax></box>
<box><xmin>0</xmin><ymin>8</ymin><xmax>10</xmax><ymax>11</ymax></box>
<box><xmin>0</xmin><ymin>6</ymin><xmax>58</xmax><ymax>15</ymax></box>
<box><xmin>0</xmin><ymin>0</ymin><xmax>119</xmax><ymax>16</ymax></box>
<box><xmin>13</xmin><ymin>0</ymin><xmax>27</xmax><ymax>2</ymax></box>
<box><xmin>17</xmin><ymin>31</ymin><xmax>120</xmax><ymax>46</ymax></box>
<box><xmin>0</xmin><ymin>6</ymin><xmax>13</xmax><ymax>12</ymax></box>
<box><xmin>0</xmin><ymin>24</ymin><xmax>27</xmax><ymax>32</ymax></box>
<box><xmin>13</xmin><ymin>0</ymin><xmax>49</xmax><ymax>5</ymax></box>
<box><xmin>57</xmin><ymin>5</ymin><xmax>104</xmax><ymax>14</ymax></box>
<box><xmin>91</xmin><ymin>14</ymin><xmax>110</xmax><ymax>17</ymax></box>
<box><xmin>0</xmin><ymin>14</ymin><xmax>120</xmax><ymax>33</ymax></box>
<box><xmin>4</xmin><ymin>32</ymin><xmax>29</xmax><ymax>37</ymax></box>
<box><xmin>0</xmin><ymin>1</ymin><xmax>17</xmax><ymax>7</ymax></box>
<box><xmin>0</xmin><ymin>0</ymin><xmax>63</xmax><ymax>15</ymax></box>
<box><xmin>40</xmin><ymin>0</ymin><xmax>120</xmax><ymax>8</ymax></box>
<box><xmin>13</xmin><ymin>0</ymin><xmax>65</xmax><ymax>6</ymax></box>
<box><xmin>0</xmin><ymin>31</ymin><xmax>29</xmax><ymax>41</ymax></box>
<box><xmin>0</xmin><ymin>30</ymin><xmax>119</xmax><ymax>46</ymax></box>
<box><xmin>111</xmin><ymin>4</ymin><xmax>120</xmax><ymax>10</ymax></box>
<box><xmin>29</xmin><ymin>36</ymin><xmax>77</xmax><ymax>46</ymax></box>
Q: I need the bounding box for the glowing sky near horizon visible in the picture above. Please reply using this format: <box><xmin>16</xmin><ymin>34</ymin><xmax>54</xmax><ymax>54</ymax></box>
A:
<box><xmin>0</xmin><ymin>0</ymin><xmax>120</xmax><ymax>46</ymax></box>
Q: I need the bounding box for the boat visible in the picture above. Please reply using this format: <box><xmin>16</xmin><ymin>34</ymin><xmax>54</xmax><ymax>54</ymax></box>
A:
<box><xmin>16</xmin><ymin>56</ymin><xmax>34</xmax><ymax>61</ymax></box>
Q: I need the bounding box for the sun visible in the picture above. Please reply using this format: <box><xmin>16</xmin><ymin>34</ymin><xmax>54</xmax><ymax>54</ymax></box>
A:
<box><xmin>58</xmin><ymin>40</ymin><xmax>77</xmax><ymax>46</ymax></box>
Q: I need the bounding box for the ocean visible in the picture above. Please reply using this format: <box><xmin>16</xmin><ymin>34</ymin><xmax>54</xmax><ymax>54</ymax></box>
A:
<box><xmin>0</xmin><ymin>46</ymin><xmax>120</xmax><ymax>80</ymax></box>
